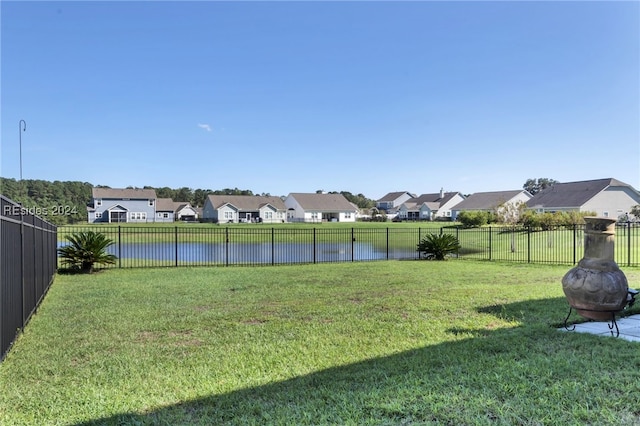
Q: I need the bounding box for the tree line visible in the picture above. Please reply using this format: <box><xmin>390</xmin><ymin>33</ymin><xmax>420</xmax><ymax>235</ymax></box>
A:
<box><xmin>0</xmin><ymin>178</ymin><xmax>376</xmax><ymax>225</ymax></box>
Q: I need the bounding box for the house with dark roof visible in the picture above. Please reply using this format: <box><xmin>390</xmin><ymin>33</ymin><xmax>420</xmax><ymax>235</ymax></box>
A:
<box><xmin>88</xmin><ymin>188</ymin><xmax>158</xmax><ymax>223</ymax></box>
<box><xmin>376</xmin><ymin>191</ymin><xmax>415</xmax><ymax>213</ymax></box>
<box><xmin>202</xmin><ymin>195</ymin><xmax>287</xmax><ymax>223</ymax></box>
<box><xmin>285</xmin><ymin>193</ymin><xmax>358</xmax><ymax>223</ymax></box>
<box><xmin>525</xmin><ymin>178</ymin><xmax>640</xmax><ymax>220</ymax></box>
<box><xmin>396</xmin><ymin>189</ymin><xmax>465</xmax><ymax>221</ymax></box>
<box><xmin>451</xmin><ymin>189</ymin><xmax>532</xmax><ymax>221</ymax></box>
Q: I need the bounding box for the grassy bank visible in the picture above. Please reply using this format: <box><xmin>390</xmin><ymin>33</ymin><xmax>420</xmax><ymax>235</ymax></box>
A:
<box><xmin>1</xmin><ymin>261</ymin><xmax>639</xmax><ymax>425</ymax></box>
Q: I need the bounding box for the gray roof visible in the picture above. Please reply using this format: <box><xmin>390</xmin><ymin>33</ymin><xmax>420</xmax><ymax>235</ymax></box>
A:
<box><xmin>93</xmin><ymin>187</ymin><xmax>157</xmax><ymax>200</ymax></box>
<box><xmin>453</xmin><ymin>190</ymin><xmax>528</xmax><ymax>211</ymax></box>
<box><xmin>377</xmin><ymin>191</ymin><xmax>415</xmax><ymax>202</ymax></box>
<box><xmin>207</xmin><ymin>195</ymin><xmax>286</xmax><ymax>211</ymax></box>
<box><xmin>410</xmin><ymin>192</ymin><xmax>461</xmax><ymax>207</ymax></box>
<box><xmin>398</xmin><ymin>192</ymin><xmax>462</xmax><ymax>211</ymax></box>
<box><xmin>526</xmin><ymin>178</ymin><xmax>634</xmax><ymax>209</ymax></box>
<box><xmin>289</xmin><ymin>193</ymin><xmax>357</xmax><ymax>211</ymax></box>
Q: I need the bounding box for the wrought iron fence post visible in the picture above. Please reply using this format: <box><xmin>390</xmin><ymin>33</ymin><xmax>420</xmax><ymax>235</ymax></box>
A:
<box><xmin>386</xmin><ymin>228</ymin><xmax>389</xmax><ymax>260</ymax></box>
<box><xmin>313</xmin><ymin>228</ymin><xmax>317</xmax><ymax>264</ymax></box>
<box><xmin>351</xmin><ymin>228</ymin><xmax>355</xmax><ymax>262</ymax></box>
<box><xmin>225</xmin><ymin>227</ymin><xmax>229</xmax><ymax>267</ymax></box>
<box><xmin>572</xmin><ymin>224</ymin><xmax>577</xmax><ymax>265</ymax></box>
<box><xmin>118</xmin><ymin>226</ymin><xmax>122</xmax><ymax>268</ymax></box>
<box><xmin>626</xmin><ymin>221</ymin><xmax>631</xmax><ymax>267</ymax></box>
<box><xmin>271</xmin><ymin>228</ymin><xmax>275</xmax><ymax>266</ymax></box>
<box><xmin>488</xmin><ymin>226</ymin><xmax>492</xmax><ymax>261</ymax></box>
<box><xmin>175</xmin><ymin>226</ymin><xmax>178</xmax><ymax>267</ymax></box>
<box><xmin>527</xmin><ymin>226</ymin><xmax>531</xmax><ymax>263</ymax></box>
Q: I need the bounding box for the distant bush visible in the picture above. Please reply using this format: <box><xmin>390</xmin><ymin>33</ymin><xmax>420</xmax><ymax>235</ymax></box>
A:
<box><xmin>457</xmin><ymin>211</ymin><xmax>496</xmax><ymax>228</ymax></box>
<box><xmin>519</xmin><ymin>210</ymin><xmax>595</xmax><ymax>229</ymax></box>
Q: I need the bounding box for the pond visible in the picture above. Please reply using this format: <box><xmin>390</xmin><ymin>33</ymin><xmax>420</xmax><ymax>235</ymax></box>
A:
<box><xmin>58</xmin><ymin>241</ymin><xmax>418</xmax><ymax>266</ymax></box>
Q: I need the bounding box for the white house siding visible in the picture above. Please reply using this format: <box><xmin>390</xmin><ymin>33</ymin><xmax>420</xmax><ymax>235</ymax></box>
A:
<box><xmin>258</xmin><ymin>205</ymin><xmax>286</xmax><ymax>223</ymax></box>
<box><xmin>436</xmin><ymin>194</ymin><xmax>466</xmax><ymax>219</ymax></box>
<box><xmin>582</xmin><ymin>187</ymin><xmax>640</xmax><ymax>219</ymax></box>
<box><xmin>376</xmin><ymin>192</ymin><xmax>414</xmax><ymax>211</ymax></box>
<box><xmin>176</xmin><ymin>206</ymin><xmax>198</xmax><ymax>221</ymax></box>
<box><xmin>218</xmin><ymin>205</ymin><xmax>238</xmax><ymax>223</ymax></box>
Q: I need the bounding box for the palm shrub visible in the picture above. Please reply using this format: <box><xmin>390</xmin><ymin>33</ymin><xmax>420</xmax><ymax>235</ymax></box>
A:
<box><xmin>58</xmin><ymin>231</ymin><xmax>117</xmax><ymax>273</ymax></box>
<box><xmin>417</xmin><ymin>233</ymin><xmax>461</xmax><ymax>260</ymax></box>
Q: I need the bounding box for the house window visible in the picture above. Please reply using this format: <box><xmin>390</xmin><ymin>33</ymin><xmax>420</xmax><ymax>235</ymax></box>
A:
<box><xmin>149</xmin><ymin>200</ymin><xmax>155</xmax><ymax>206</ymax></box>
<box><xmin>311</xmin><ymin>212</ymin><xmax>318</xmax><ymax>220</ymax></box>
<box><xmin>130</xmin><ymin>212</ymin><xmax>147</xmax><ymax>220</ymax></box>
<box><xmin>345</xmin><ymin>212</ymin><xmax>351</xmax><ymax>218</ymax></box>
<box><xmin>96</xmin><ymin>199</ymin><xmax>102</xmax><ymax>207</ymax></box>
<box><xmin>224</xmin><ymin>211</ymin><xmax>233</xmax><ymax>219</ymax></box>
<box><xmin>95</xmin><ymin>212</ymin><xmax>102</xmax><ymax>219</ymax></box>
<box><xmin>163</xmin><ymin>213</ymin><xmax>169</xmax><ymax>219</ymax></box>
<box><xmin>265</xmin><ymin>211</ymin><xmax>273</xmax><ymax>219</ymax></box>
<box><xmin>603</xmin><ymin>211</ymin><xmax>609</xmax><ymax>218</ymax></box>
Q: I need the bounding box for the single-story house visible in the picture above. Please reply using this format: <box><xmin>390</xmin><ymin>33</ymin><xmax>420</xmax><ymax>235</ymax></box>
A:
<box><xmin>451</xmin><ymin>189</ymin><xmax>532</xmax><ymax>221</ymax></box>
<box><xmin>202</xmin><ymin>195</ymin><xmax>287</xmax><ymax>223</ymax></box>
<box><xmin>526</xmin><ymin>178</ymin><xmax>640</xmax><ymax>220</ymax></box>
<box><xmin>285</xmin><ymin>193</ymin><xmax>358</xmax><ymax>223</ymax></box>
<box><xmin>175</xmin><ymin>203</ymin><xmax>199</xmax><ymax>221</ymax></box>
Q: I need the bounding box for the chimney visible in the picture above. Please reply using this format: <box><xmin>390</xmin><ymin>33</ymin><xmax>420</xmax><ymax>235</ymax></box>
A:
<box><xmin>440</xmin><ymin>188</ymin><xmax>444</xmax><ymax>198</ymax></box>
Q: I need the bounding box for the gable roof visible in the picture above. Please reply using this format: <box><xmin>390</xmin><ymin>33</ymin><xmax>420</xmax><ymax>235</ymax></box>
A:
<box><xmin>156</xmin><ymin>198</ymin><xmax>176</xmax><ymax>212</ymax></box>
<box><xmin>289</xmin><ymin>193</ymin><xmax>357</xmax><ymax>211</ymax></box>
<box><xmin>377</xmin><ymin>191</ymin><xmax>415</xmax><ymax>202</ymax></box>
<box><xmin>526</xmin><ymin>178</ymin><xmax>635</xmax><ymax>209</ymax></box>
<box><xmin>453</xmin><ymin>190</ymin><xmax>529</xmax><ymax>210</ymax></box>
<box><xmin>206</xmin><ymin>195</ymin><xmax>286</xmax><ymax>211</ymax></box>
<box><xmin>175</xmin><ymin>203</ymin><xmax>195</xmax><ymax>213</ymax></box>
<box><xmin>410</xmin><ymin>192</ymin><xmax>461</xmax><ymax>207</ymax></box>
<box><xmin>93</xmin><ymin>187</ymin><xmax>157</xmax><ymax>200</ymax></box>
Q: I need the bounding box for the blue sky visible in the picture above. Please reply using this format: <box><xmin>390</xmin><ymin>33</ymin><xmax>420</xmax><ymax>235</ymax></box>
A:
<box><xmin>1</xmin><ymin>1</ymin><xmax>638</xmax><ymax>199</ymax></box>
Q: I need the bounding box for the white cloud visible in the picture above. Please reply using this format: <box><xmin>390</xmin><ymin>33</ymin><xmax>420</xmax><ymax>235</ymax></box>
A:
<box><xmin>198</xmin><ymin>123</ymin><xmax>212</xmax><ymax>132</ymax></box>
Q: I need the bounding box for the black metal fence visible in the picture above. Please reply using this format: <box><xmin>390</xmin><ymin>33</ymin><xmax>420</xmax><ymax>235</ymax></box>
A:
<box><xmin>1</xmin><ymin>196</ymin><xmax>58</xmax><ymax>361</ymax></box>
<box><xmin>58</xmin><ymin>223</ymin><xmax>640</xmax><ymax>269</ymax></box>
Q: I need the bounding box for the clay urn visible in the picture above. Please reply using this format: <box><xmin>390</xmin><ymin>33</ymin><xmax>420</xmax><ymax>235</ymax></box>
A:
<box><xmin>561</xmin><ymin>217</ymin><xmax>628</xmax><ymax>320</ymax></box>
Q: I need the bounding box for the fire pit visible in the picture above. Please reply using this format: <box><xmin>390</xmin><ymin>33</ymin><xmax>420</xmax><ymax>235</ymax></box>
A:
<box><xmin>562</xmin><ymin>217</ymin><xmax>637</xmax><ymax>337</ymax></box>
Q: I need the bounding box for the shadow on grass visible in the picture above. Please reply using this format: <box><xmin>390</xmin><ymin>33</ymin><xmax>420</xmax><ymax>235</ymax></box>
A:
<box><xmin>73</xmin><ymin>297</ymin><xmax>640</xmax><ymax>426</ymax></box>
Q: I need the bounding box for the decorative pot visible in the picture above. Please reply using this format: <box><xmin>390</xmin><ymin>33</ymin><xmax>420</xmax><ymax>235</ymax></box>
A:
<box><xmin>561</xmin><ymin>217</ymin><xmax>628</xmax><ymax>321</ymax></box>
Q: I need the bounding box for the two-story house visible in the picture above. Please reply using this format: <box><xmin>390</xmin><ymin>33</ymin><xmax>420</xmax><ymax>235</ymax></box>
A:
<box><xmin>396</xmin><ymin>189</ymin><xmax>466</xmax><ymax>221</ymax></box>
<box><xmin>88</xmin><ymin>188</ymin><xmax>157</xmax><ymax>223</ymax></box>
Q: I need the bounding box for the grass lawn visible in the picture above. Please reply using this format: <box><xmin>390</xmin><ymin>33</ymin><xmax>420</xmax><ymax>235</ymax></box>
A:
<box><xmin>1</xmin><ymin>261</ymin><xmax>640</xmax><ymax>425</ymax></box>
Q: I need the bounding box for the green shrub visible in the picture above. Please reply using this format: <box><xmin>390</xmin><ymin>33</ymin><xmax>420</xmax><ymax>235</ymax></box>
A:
<box><xmin>58</xmin><ymin>231</ymin><xmax>117</xmax><ymax>273</ymax></box>
<box><xmin>457</xmin><ymin>211</ymin><xmax>494</xmax><ymax>227</ymax></box>
<box><xmin>417</xmin><ymin>233</ymin><xmax>461</xmax><ymax>260</ymax></box>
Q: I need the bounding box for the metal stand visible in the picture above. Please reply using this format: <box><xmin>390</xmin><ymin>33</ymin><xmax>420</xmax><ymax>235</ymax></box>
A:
<box><xmin>563</xmin><ymin>306</ymin><xmax>620</xmax><ymax>338</ymax></box>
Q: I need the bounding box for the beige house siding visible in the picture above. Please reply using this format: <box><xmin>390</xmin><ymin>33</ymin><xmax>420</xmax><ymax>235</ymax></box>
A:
<box><xmin>582</xmin><ymin>187</ymin><xmax>640</xmax><ymax>219</ymax></box>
